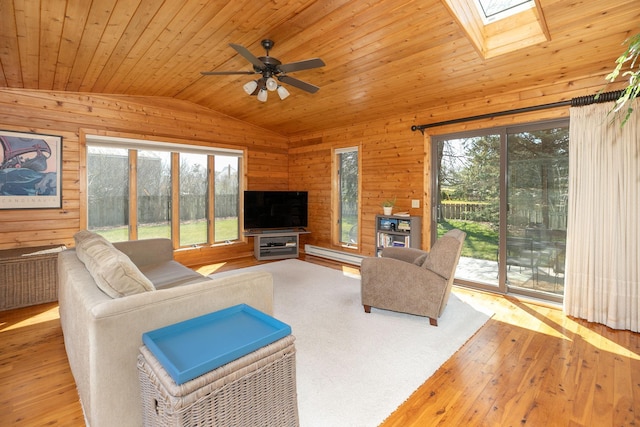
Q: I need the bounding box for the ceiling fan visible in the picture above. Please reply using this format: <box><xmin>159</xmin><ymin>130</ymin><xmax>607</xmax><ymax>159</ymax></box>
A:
<box><xmin>201</xmin><ymin>39</ymin><xmax>325</xmax><ymax>101</ymax></box>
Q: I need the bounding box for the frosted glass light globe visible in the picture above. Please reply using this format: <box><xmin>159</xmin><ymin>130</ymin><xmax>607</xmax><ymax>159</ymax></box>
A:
<box><xmin>243</xmin><ymin>80</ymin><xmax>258</xmax><ymax>95</ymax></box>
<box><xmin>277</xmin><ymin>85</ymin><xmax>290</xmax><ymax>100</ymax></box>
<box><xmin>266</xmin><ymin>77</ymin><xmax>278</xmax><ymax>92</ymax></box>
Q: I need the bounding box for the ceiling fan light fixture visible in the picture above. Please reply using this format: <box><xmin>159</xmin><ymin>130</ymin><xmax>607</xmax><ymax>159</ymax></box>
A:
<box><xmin>243</xmin><ymin>80</ymin><xmax>258</xmax><ymax>95</ymax></box>
<box><xmin>266</xmin><ymin>77</ymin><xmax>278</xmax><ymax>91</ymax></box>
<box><xmin>257</xmin><ymin>88</ymin><xmax>268</xmax><ymax>102</ymax></box>
<box><xmin>277</xmin><ymin>85</ymin><xmax>290</xmax><ymax>100</ymax></box>
<box><xmin>202</xmin><ymin>40</ymin><xmax>325</xmax><ymax>102</ymax></box>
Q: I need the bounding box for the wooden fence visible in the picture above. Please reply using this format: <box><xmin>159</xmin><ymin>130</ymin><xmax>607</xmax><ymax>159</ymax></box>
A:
<box><xmin>438</xmin><ymin>203</ymin><xmax>486</xmax><ymax>221</ymax></box>
<box><xmin>439</xmin><ymin>202</ymin><xmax>566</xmax><ymax>229</ymax></box>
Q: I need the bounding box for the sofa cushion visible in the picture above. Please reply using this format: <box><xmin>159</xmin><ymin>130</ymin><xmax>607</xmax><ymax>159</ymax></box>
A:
<box><xmin>73</xmin><ymin>230</ymin><xmax>155</xmax><ymax>298</ymax></box>
<box><xmin>74</xmin><ymin>229</ymin><xmax>108</xmax><ymax>257</ymax></box>
<box><xmin>139</xmin><ymin>260</ymin><xmax>211</xmax><ymax>289</ymax></box>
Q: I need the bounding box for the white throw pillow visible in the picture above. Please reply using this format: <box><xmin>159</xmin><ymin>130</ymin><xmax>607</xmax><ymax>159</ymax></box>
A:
<box><xmin>73</xmin><ymin>230</ymin><xmax>155</xmax><ymax>298</ymax></box>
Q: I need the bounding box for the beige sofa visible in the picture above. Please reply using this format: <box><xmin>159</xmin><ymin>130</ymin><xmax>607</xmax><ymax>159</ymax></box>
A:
<box><xmin>58</xmin><ymin>231</ymin><xmax>274</xmax><ymax>427</ymax></box>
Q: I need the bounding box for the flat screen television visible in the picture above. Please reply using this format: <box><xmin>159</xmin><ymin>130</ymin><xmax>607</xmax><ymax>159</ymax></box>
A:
<box><xmin>243</xmin><ymin>191</ymin><xmax>308</xmax><ymax>231</ymax></box>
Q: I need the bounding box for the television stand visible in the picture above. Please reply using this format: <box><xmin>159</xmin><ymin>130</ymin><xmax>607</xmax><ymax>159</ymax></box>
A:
<box><xmin>245</xmin><ymin>230</ymin><xmax>310</xmax><ymax>261</ymax></box>
<box><xmin>262</xmin><ymin>228</ymin><xmax>295</xmax><ymax>234</ymax></box>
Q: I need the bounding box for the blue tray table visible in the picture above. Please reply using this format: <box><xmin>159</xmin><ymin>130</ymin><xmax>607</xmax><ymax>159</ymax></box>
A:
<box><xmin>137</xmin><ymin>304</ymin><xmax>298</xmax><ymax>426</ymax></box>
<box><xmin>142</xmin><ymin>303</ymin><xmax>291</xmax><ymax>385</ymax></box>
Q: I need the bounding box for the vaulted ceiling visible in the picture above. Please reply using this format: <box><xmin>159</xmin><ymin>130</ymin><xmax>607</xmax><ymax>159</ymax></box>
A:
<box><xmin>1</xmin><ymin>0</ymin><xmax>638</xmax><ymax>136</ymax></box>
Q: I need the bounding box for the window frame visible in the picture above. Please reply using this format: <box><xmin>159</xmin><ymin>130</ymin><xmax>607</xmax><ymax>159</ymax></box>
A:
<box><xmin>333</xmin><ymin>145</ymin><xmax>361</xmax><ymax>249</ymax></box>
<box><xmin>84</xmin><ymin>134</ymin><xmax>243</xmax><ymax>248</ymax></box>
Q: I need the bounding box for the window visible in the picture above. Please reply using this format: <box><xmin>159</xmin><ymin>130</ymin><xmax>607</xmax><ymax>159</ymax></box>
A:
<box><xmin>137</xmin><ymin>150</ymin><xmax>171</xmax><ymax>239</ymax></box>
<box><xmin>179</xmin><ymin>153</ymin><xmax>208</xmax><ymax>246</ymax></box>
<box><xmin>86</xmin><ymin>135</ymin><xmax>242</xmax><ymax>246</ymax></box>
<box><xmin>87</xmin><ymin>146</ymin><xmax>129</xmax><ymax>241</ymax></box>
<box><xmin>432</xmin><ymin>119</ymin><xmax>569</xmax><ymax>302</ymax></box>
<box><xmin>335</xmin><ymin>147</ymin><xmax>359</xmax><ymax>247</ymax></box>
<box><xmin>443</xmin><ymin>0</ymin><xmax>547</xmax><ymax>58</ymax></box>
<box><xmin>214</xmin><ymin>155</ymin><xmax>239</xmax><ymax>242</ymax></box>
<box><xmin>474</xmin><ymin>0</ymin><xmax>533</xmax><ymax>23</ymax></box>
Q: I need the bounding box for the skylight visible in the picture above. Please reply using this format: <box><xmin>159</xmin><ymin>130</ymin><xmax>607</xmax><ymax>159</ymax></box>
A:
<box><xmin>442</xmin><ymin>0</ymin><xmax>549</xmax><ymax>58</ymax></box>
<box><xmin>475</xmin><ymin>0</ymin><xmax>534</xmax><ymax>23</ymax></box>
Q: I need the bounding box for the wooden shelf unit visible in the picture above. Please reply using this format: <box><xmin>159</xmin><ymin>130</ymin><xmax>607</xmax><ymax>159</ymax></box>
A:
<box><xmin>375</xmin><ymin>215</ymin><xmax>421</xmax><ymax>257</ymax></box>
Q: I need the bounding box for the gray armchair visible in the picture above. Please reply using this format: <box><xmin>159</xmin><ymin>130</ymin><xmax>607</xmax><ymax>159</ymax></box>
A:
<box><xmin>360</xmin><ymin>229</ymin><xmax>466</xmax><ymax>326</ymax></box>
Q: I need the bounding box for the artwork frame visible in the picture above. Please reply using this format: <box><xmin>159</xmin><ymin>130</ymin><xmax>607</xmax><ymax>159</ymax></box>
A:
<box><xmin>0</xmin><ymin>129</ymin><xmax>63</xmax><ymax>209</ymax></box>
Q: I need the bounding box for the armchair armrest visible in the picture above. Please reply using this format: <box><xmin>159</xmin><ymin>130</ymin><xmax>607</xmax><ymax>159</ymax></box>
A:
<box><xmin>362</xmin><ymin>257</ymin><xmax>446</xmax><ymax>291</ymax></box>
<box><xmin>381</xmin><ymin>246</ymin><xmax>428</xmax><ymax>264</ymax></box>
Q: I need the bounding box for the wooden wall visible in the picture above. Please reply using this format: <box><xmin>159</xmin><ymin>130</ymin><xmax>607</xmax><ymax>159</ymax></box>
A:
<box><xmin>290</xmin><ymin>75</ymin><xmax>623</xmax><ymax>256</ymax></box>
<box><xmin>0</xmin><ymin>88</ymin><xmax>289</xmax><ymax>264</ymax></box>
<box><xmin>289</xmin><ymin>116</ymin><xmax>425</xmax><ymax>257</ymax></box>
<box><xmin>0</xmin><ymin>75</ymin><xmax>625</xmax><ymax>263</ymax></box>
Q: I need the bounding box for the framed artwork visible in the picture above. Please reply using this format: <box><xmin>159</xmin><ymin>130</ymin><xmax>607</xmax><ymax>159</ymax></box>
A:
<box><xmin>0</xmin><ymin>130</ymin><xmax>63</xmax><ymax>209</ymax></box>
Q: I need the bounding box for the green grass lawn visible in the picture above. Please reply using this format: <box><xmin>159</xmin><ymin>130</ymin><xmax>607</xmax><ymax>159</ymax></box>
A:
<box><xmin>438</xmin><ymin>219</ymin><xmax>498</xmax><ymax>261</ymax></box>
<box><xmin>94</xmin><ymin>218</ymin><xmax>238</xmax><ymax>245</ymax></box>
<box><xmin>94</xmin><ymin>216</ymin><xmax>497</xmax><ymax>261</ymax></box>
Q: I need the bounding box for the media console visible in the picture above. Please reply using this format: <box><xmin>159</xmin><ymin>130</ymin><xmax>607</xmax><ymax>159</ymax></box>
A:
<box><xmin>244</xmin><ymin>229</ymin><xmax>310</xmax><ymax>261</ymax></box>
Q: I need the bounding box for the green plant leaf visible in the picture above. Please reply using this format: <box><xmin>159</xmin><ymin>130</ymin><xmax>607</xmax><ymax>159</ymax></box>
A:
<box><xmin>600</xmin><ymin>31</ymin><xmax>640</xmax><ymax>126</ymax></box>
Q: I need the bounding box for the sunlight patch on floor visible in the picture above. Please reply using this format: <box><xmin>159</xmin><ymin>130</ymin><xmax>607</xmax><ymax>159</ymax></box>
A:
<box><xmin>195</xmin><ymin>262</ymin><xmax>227</xmax><ymax>275</ymax></box>
<box><xmin>576</xmin><ymin>322</ymin><xmax>640</xmax><ymax>360</ymax></box>
<box><xmin>341</xmin><ymin>265</ymin><xmax>360</xmax><ymax>279</ymax></box>
<box><xmin>0</xmin><ymin>305</ymin><xmax>59</xmax><ymax>332</ymax></box>
<box><xmin>492</xmin><ymin>297</ymin><xmax>640</xmax><ymax>360</ymax></box>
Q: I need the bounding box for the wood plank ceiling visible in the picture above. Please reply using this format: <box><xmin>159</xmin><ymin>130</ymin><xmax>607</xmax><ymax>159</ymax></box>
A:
<box><xmin>0</xmin><ymin>0</ymin><xmax>639</xmax><ymax>136</ymax></box>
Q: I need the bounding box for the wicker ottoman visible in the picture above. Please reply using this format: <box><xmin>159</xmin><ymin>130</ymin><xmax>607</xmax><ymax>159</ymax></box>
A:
<box><xmin>137</xmin><ymin>335</ymin><xmax>299</xmax><ymax>427</ymax></box>
<box><xmin>0</xmin><ymin>244</ymin><xmax>66</xmax><ymax>310</ymax></box>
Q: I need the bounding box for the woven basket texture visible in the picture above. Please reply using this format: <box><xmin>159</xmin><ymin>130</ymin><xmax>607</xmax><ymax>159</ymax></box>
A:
<box><xmin>0</xmin><ymin>245</ymin><xmax>65</xmax><ymax>310</ymax></box>
<box><xmin>138</xmin><ymin>335</ymin><xmax>299</xmax><ymax>427</ymax></box>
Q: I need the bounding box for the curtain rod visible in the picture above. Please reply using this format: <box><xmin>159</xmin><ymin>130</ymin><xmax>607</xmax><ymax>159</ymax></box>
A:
<box><xmin>410</xmin><ymin>90</ymin><xmax>623</xmax><ymax>133</ymax></box>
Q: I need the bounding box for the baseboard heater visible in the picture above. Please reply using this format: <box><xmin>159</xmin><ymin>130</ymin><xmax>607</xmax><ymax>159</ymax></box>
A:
<box><xmin>304</xmin><ymin>244</ymin><xmax>365</xmax><ymax>266</ymax></box>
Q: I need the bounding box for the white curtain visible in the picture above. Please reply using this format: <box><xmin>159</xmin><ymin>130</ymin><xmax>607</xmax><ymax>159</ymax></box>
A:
<box><xmin>564</xmin><ymin>99</ymin><xmax>640</xmax><ymax>331</ymax></box>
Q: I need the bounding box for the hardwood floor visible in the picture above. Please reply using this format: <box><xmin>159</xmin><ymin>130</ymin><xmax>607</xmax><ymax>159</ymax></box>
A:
<box><xmin>1</xmin><ymin>256</ymin><xmax>638</xmax><ymax>426</ymax></box>
<box><xmin>381</xmin><ymin>291</ymin><xmax>640</xmax><ymax>426</ymax></box>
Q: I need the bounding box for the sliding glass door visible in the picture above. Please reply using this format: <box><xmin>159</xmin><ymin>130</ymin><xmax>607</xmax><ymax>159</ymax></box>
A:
<box><xmin>506</xmin><ymin>125</ymin><xmax>568</xmax><ymax>297</ymax></box>
<box><xmin>435</xmin><ymin>134</ymin><xmax>501</xmax><ymax>289</ymax></box>
<box><xmin>432</xmin><ymin>120</ymin><xmax>569</xmax><ymax>301</ymax></box>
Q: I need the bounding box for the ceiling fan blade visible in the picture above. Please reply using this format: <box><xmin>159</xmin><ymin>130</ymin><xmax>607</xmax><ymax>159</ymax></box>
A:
<box><xmin>200</xmin><ymin>70</ymin><xmax>257</xmax><ymax>75</ymax></box>
<box><xmin>278</xmin><ymin>75</ymin><xmax>320</xmax><ymax>94</ymax></box>
<box><xmin>229</xmin><ymin>43</ymin><xmax>266</xmax><ymax>70</ymax></box>
<box><xmin>278</xmin><ymin>58</ymin><xmax>325</xmax><ymax>73</ymax></box>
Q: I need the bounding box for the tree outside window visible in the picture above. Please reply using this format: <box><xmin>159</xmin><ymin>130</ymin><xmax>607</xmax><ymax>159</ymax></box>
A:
<box><xmin>336</xmin><ymin>147</ymin><xmax>359</xmax><ymax>246</ymax></box>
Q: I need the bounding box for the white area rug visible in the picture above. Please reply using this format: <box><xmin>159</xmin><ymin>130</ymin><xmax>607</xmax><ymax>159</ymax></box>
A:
<box><xmin>211</xmin><ymin>259</ymin><xmax>492</xmax><ymax>427</ymax></box>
